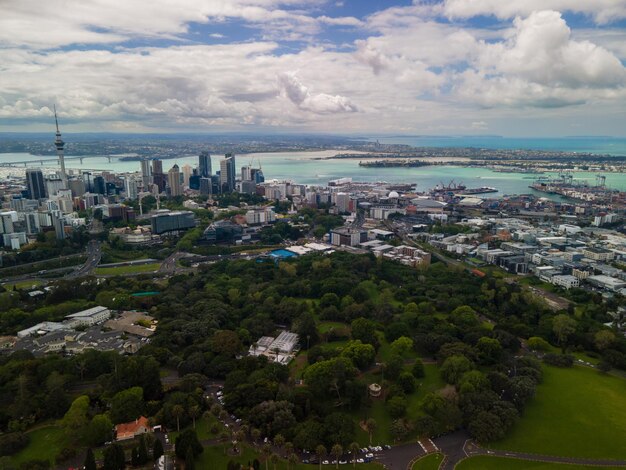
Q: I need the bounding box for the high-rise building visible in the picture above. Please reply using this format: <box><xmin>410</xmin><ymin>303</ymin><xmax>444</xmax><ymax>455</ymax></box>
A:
<box><xmin>220</xmin><ymin>154</ymin><xmax>236</xmax><ymax>193</ymax></box>
<box><xmin>124</xmin><ymin>177</ymin><xmax>138</xmax><ymax>200</ymax></box>
<box><xmin>251</xmin><ymin>168</ymin><xmax>265</xmax><ymax>184</ymax></box>
<box><xmin>69</xmin><ymin>179</ymin><xmax>86</xmax><ymax>198</ymax></box>
<box><xmin>53</xmin><ymin>106</ymin><xmax>68</xmax><ymax>189</ymax></box>
<box><xmin>181</xmin><ymin>164</ymin><xmax>193</xmax><ymax>188</ymax></box>
<box><xmin>199</xmin><ymin>177</ymin><xmax>212</xmax><ymax>196</ymax></box>
<box><xmin>199</xmin><ymin>151</ymin><xmax>212</xmax><ymax>177</ymax></box>
<box><xmin>94</xmin><ymin>176</ymin><xmax>106</xmax><ymax>195</ymax></box>
<box><xmin>241</xmin><ymin>165</ymin><xmax>252</xmax><ymax>181</ymax></box>
<box><xmin>141</xmin><ymin>159</ymin><xmax>152</xmax><ymax>189</ymax></box>
<box><xmin>168</xmin><ymin>164</ymin><xmax>182</xmax><ymax>197</ymax></box>
<box><xmin>26</xmin><ymin>169</ymin><xmax>47</xmax><ymax>200</ymax></box>
<box><xmin>152</xmin><ymin>159</ymin><xmax>163</xmax><ymax>175</ymax></box>
<box><xmin>46</xmin><ymin>177</ymin><xmax>65</xmax><ymax>197</ymax></box>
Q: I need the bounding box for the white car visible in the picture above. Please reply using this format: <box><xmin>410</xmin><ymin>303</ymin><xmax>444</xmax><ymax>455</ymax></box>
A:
<box><xmin>356</xmin><ymin>459</ymin><xmax>364</xmax><ymax>464</ymax></box>
<box><xmin>339</xmin><ymin>460</ymin><xmax>347</xmax><ymax>465</ymax></box>
<box><xmin>322</xmin><ymin>460</ymin><xmax>329</xmax><ymax>465</ymax></box>
<box><xmin>365</xmin><ymin>453</ymin><xmax>374</xmax><ymax>459</ymax></box>
<box><xmin>361</xmin><ymin>448</ymin><xmax>368</xmax><ymax>453</ymax></box>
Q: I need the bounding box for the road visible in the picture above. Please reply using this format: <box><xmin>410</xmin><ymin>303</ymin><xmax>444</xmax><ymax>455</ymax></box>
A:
<box><xmin>67</xmin><ymin>240</ymin><xmax>102</xmax><ymax>278</ymax></box>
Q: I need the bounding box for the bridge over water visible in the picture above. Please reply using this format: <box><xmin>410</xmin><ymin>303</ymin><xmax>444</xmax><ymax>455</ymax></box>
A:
<box><xmin>0</xmin><ymin>155</ymin><xmax>113</xmax><ymax>167</ymax></box>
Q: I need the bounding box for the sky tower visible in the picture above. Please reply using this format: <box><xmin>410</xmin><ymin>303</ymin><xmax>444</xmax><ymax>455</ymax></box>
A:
<box><xmin>53</xmin><ymin>105</ymin><xmax>68</xmax><ymax>188</ymax></box>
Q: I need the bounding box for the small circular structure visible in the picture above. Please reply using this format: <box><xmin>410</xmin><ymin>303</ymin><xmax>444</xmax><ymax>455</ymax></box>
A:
<box><xmin>388</xmin><ymin>191</ymin><xmax>400</xmax><ymax>198</ymax></box>
<box><xmin>368</xmin><ymin>383</ymin><xmax>382</xmax><ymax>397</ymax></box>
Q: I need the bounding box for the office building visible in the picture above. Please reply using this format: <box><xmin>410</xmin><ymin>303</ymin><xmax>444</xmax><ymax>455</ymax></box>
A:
<box><xmin>124</xmin><ymin>177</ymin><xmax>138</xmax><ymax>200</ymax></box>
<box><xmin>199</xmin><ymin>151</ymin><xmax>211</xmax><ymax>177</ymax></box>
<box><xmin>150</xmin><ymin>210</ymin><xmax>196</xmax><ymax>234</ymax></box>
<box><xmin>181</xmin><ymin>164</ymin><xmax>192</xmax><ymax>188</ymax></box>
<box><xmin>199</xmin><ymin>177</ymin><xmax>212</xmax><ymax>196</ymax></box>
<box><xmin>141</xmin><ymin>159</ymin><xmax>152</xmax><ymax>189</ymax></box>
<box><xmin>220</xmin><ymin>154</ymin><xmax>236</xmax><ymax>193</ymax></box>
<box><xmin>26</xmin><ymin>169</ymin><xmax>47</xmax><ymax>200</ymax></box>
<box><xmin>93</xmin><ymin>176</ymin><xmax>106</xmax><ymax>195</ymax></box>
<box><xmin>167</xmin><ymin>164</ymin><xmax>182</xmax><ymax>197</ymax></box>
<box><xmin>69</xmin><ymin>179</ymin><xmax>86</xmax><ymax>198</ymax></box>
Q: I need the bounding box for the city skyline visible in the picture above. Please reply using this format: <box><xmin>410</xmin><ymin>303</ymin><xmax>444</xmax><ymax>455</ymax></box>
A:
<box><xmin>0</xmin><ymin>1</ymin><xmax>625</xmax><ymax>136</ymax></box>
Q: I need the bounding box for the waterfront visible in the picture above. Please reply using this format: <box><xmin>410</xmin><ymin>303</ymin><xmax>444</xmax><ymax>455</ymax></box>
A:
<box><xmin>1</xmin><ymin>149</ymin><xmax>626</xmax><ymax>198</ymax></box>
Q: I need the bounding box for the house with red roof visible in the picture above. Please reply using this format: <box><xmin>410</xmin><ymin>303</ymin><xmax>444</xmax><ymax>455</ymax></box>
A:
<box><xmin>115</xmin><ymin>416</ymin><xmax>150</xmax><ymax>441</ymax></box>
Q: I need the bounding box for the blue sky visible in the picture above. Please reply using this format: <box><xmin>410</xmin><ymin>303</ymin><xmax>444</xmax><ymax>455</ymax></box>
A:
<box><xmin>0</xmin><ymin>0</ymin><xmax>625</xmax><ymax>136</ymax></box>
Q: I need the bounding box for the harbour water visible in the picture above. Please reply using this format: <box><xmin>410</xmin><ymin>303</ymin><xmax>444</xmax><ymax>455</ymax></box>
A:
<box><xmin>2</xmin><ymin>135</ymin><xmax>626</xmax><ymax>197</ymax></box>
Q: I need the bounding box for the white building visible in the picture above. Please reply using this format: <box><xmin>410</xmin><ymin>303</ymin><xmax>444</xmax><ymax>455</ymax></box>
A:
<box><xmin>65</xmin><ymin>306</ymin><xmax>111</xmax><ymax>328</ymax></box>
<box><xmin>552</xmin><ymin>275</ymin><xmax>580</xmax><ymax>289</ymax></box>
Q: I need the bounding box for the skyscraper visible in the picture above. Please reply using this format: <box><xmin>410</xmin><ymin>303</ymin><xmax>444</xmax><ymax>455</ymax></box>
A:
<box><xmin>168</xmin><ymin>164</ymin><xmax>182</xmax><ymax>197</ymax></box>
<box><xmin>199</xmin><ymin>151</ymin><xmax>212</xmax><ymax>177</ymax></box>
<box><xmin>26</xmin><ymin>169</ymin><xmax>47</xmax><ymax>200</ymax></box>
<box><xmin>181</xmin><ymin>164</ymin><xmax>193</xmax><ymax>188</ymax></box>
<box><xmin>141</xmin><ymin>158</ymin><xmax>152</xmax><ymax>189</ymax></box>
<box><xmin>220</xmin><ymin>153</ymin><xmax>236</xmax><ymax>193</ymax></box>
<box><xmin>93</xmin><ymin>176</ymin><xmax>106</xmax><ymax>195</ymax></box>
<box><xmin>152</xmin><ymin>159</ymin><xmax>163</xmax><ymax>175</ymax></box>
<box><xmin>53</xmin><ymin>105</ymin><xmax>68</xmax><ymax>189</ymax></box>
<box><xmin>151</xmin><ymin>159</ymin><xmax>166</xmax><ymax>193</ymax></box>
<box><xmin>124</xmin><ymin>177</ymin><xmax>138</xmax><ymax>200</ymax></box>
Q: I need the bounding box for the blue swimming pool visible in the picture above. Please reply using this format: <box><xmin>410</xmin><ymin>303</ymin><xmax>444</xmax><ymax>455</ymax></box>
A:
<box><xmin>269</xmin><ymin>249</ymin><xmax>298</xmax><ymax>259</ymax></box>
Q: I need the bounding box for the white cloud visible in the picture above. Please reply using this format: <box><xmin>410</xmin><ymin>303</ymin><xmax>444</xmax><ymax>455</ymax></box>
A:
<box><xmin>443</xmin><ymin>0</ymin><xmax>626</xmax><ymax>24</ymax></box>
<box><xmin>455</xmin><ymin>10</ymin><xmax>626</xmax><ymax>107</ymax></box>
<box><xmin>278</xmin><ymin>72</ymin><xmax>358</xmax><ymax>114</ymax></box>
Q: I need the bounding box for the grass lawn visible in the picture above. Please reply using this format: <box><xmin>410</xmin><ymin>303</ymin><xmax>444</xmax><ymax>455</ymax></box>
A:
<box><xmin>11</xmin><ymin>425</ymin><xmax>69</xmax><ymax>466</ymax></box>
<box><xmin>412</xmin><ymin>452</ymin><xmax>443</xmax><ymax>470</ymax></box>
<box><xmin>318</xmin><ymin>321</ymin><xmax>350</xmax><ymax>335</ymax></box>
<box><xmin>353</xmin><ymin>363</ymin><xmax>443</xmax><ymax>446</ymax></box>
<box><xmin>168</xmin><ymin>415</ymin><xmax>224</xmax><ymax>443</ymax></box>
<box><xmin>197</xmin><ymin>444</ymin><xmax>384</xmax><ymax>469</ymax></box>
<box><xmin>456</xmin><ymin>456</ymin><xmax>623</xmax><ymax>470</ymax></box>
<box><xmin>491</xmin><ymin>365</ymin><xmax>626</xmax><ymax>459</ymax></box>
<box><xmin>3</xmin><ymin>279</ymin><xmax>43</xmax><ymax>290</ymax></box>
<box><xmin>94</xmin><ymin>262</ymin><xmax>161</xmax><ymax>275</ymax></box>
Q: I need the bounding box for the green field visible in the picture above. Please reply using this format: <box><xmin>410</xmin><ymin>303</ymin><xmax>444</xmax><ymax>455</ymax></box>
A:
<box><xmin>353</xmin><ymin>363</ymin><xmax>444</xmax><ymax>445</ymax></box>
<box><xmin>491</xmin><ymin>365</ymin><xmax>626</xmax><ymax>459</ymax></box>
<box><xmin>2</xmin><ymin>279</ymin><xmax>43</xmax><ymax>290</ymax></box>
<box><xmin>11</xmin><ymin>426</ymin><xmax>69</xmax><ymax>466</ymax></box>
<box><xmin>457</xmin><ymin>456</ymin><xmax>623</xmax><ymax>470</ymax></box>
<box><xmin>94</xmin><ymin>262</ymin><xmax>161</xmax><ymax>275</ymax></box>
<box><xmin>412</xmin><ymin>452</ymin><xmax>443</xmax><ymax>470</ymax></box>
<box><xmin>196</xmin><ymin>444</ymin><xmax>384</xmax><ymax>469</ymax></box>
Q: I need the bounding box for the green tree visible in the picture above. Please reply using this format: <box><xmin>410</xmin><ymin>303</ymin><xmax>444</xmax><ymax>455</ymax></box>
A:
<box><xmin>390</xmin><ymin>336</ymin><xmax>413</xmax><ymax>356</ymax></box>
<box><xmin>172</xmin><ymin>405</ymin><xmax>185</xmax><ymax>432</ymax></box>
<box><xmin>398</xmin><ymin>372</ymin><xmax>417</xmax><ymax>394</ymax></box>
<box><xmin>412</xmin><ymin>359</ymin><xmax>425</xmax><ymax>378</ymax></box>
<box><xmin>331</xmin><ymin>444</ymin><xmax>343</xmax><ymax>469</ymax></box>
<box><xmin>316</xmin><ymin>445</ymin><xmax>327</xmax><ymax>470</ymax></box>
<box><xmin>440</xmin><ymin>355</ymin><xmax>474</xmax><ymax>385</ymax></box>
<box><xmin>349</xmin><ymin>442</ymin><xmax>360</xmax><ymax>468</ymax></box>
<box><xmin>103</xmin><ymin>444</ymin><xmax>125</xmax><ymax>470</ymax></box>
<box><xmin>86</xmin><ymin>414</ymin><xmax>113</xmax><ymax>446</ymax></box>
<box><xmin>387</xmin><ymin>396</ymin><xmax>408</xmax><ymax>419</ymax></box>
<box><xmin>61</xmin><ymin>395</ymin><xmax>89</xmax><ymax>439</ymax></box>
<box><xmin>350</xmin><ymin>318</ymin><xmax>379</xmax><ymax>348</ymax></box>
<box><xmin>595</xmin><ymin>330</ymin><xmax>615</xmax><ymax>351</ymax></box>
<box><xmin>340</xmin><ymin>340</ymin><xmax>375</xmax><ymax>370</ymax></box>
<box><xmin>365</xmin><ymin>418</ymin><xmax>376</xmax><ymax>445</ymax></box>
<box><xmin>84</xmin><ymin>448</ymin><xmax>96</xmax><ymax>470</ymax></box>
<box><xmin>110</xmin><ymin>386</ymin><xmax>144</xmax><ymax>424</ymax></box>
<box><xmin>527</xmin><ymin>336</ymin><xmax>551</xmax><ymax>352</ymax></box>
<box><xmin>137</xmin><ymin>435</ymin><xmax>149</xmax><ymax>465</ymax></box>
<box><xmin>153</xmin><ymin>438</ymin><xmax>164</xmax><ymax>460</ymax></box>
<box><xmin>552</xmin><ymin>314</ymin><xmax>577</xmax><ymax>352</ymax></box>
<box><xmin>476</xmin><ymin>337</ymin><xmax>502</xmax><ymax>365</ymax></box>
<box><xmin>175</xmin><ymin>429</ymin><xmax>203</xmax><ymax>460</ymax></box>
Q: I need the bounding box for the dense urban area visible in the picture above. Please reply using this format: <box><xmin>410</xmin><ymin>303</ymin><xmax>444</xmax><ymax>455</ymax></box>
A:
<box><xmin>1</xmin><ymin>128</ymin><xmax>626</xmax><ymax>470</ymax></box>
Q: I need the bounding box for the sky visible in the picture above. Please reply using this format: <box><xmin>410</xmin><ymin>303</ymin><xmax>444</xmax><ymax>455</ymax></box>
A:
<box><xmin>0</xmin><ymin>0</ymin><xmax>625</xmax><ymax>136</ymax></box>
